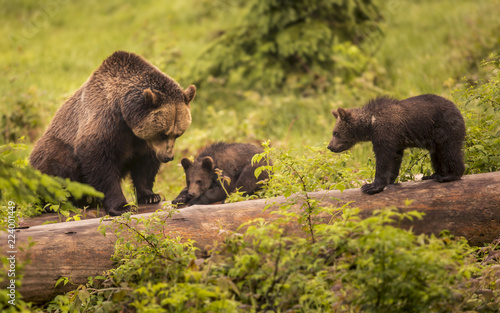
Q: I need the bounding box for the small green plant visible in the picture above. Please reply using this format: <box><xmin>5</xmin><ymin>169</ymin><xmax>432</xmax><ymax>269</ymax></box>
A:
<box><xmin>453</xmin><ymin>54</ymin><xmax>500</xmax><ymax>174</ymax></box>
<box><xmin>254</xmin><ymin>141</ymin><xmax>369</xmax><ymax>199</ymax></box>
<box><xmin>397</xmin><ymin>149</ymin><xmax>432</xmax><ymax>182</ymax></box>
<box><xmin>250</xmin><ymin>141</ymin><xmax>371</xmax><ymax>242</ymax></box>
<box><xmin>0</xmin><ymin>87</ymin><xmax>42</xmax><ymax>144</ymax></box>
<box><xmin>0</xmin><ymin>143</ymin><xmax>104</xmax><ymax>228</ymax></box>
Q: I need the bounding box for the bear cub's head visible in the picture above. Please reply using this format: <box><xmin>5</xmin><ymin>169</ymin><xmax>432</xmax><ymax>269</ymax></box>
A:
<box><xmin>130</xmin><ymin>85</ymin><xmax>196</xmax><ymax>163</ymax></box>
<box><xmin>328</xmin><ymin>108</ymin><xmax>369</xmax><ymax>153</ymax></box>
<box><xmin>180</xmin><ymin>156</ymin><xmax>217</xmax><ymax>200</ymax></box>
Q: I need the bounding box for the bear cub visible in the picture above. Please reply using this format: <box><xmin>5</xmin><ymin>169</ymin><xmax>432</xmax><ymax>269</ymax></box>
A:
<box><xmin>30</xmin><ymin>51</ymin><xmax>196</xmax><ymax>216</ymax></box>
<box><xmin>172</xmin><ymin>142</ymin><xmax>268</xmax><ymax>206</ymax></box>
<box><xmin>327</xmin><ymin>94</ymin><xmax>465</xmax><ymax>195</ymax></box>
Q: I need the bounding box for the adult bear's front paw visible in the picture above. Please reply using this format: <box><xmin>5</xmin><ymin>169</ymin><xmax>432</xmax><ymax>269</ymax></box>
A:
<box><xmin>361</xmin><ymin>182</ymin><xmax>386</xmax><ymax>195</ymax></box>
<box><xmin>107</xmin><ymin>204</ymin><xmax>131</xmax><ymax>216</ymax></box>
<box><xmin>138</xmin><ymin>193</ymin><xmax>162</xmax><ymax>204</ymax></box>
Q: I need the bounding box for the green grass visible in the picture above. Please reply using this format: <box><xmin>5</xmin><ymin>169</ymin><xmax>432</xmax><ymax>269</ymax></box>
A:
<box><xmin>1</xmin><ymin>0</ymin><xmax>499</xmax><ymax>200</ymax></box>
<box><xmin>374</xmin><ymin>0</ymin><xmax>500</xmax><ymax>97</ymax></box>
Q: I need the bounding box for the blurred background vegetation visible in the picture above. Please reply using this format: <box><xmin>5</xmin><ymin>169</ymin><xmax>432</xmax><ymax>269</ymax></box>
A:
<box><xmin>1</xmin><ymin>1</ymin><xmax>500</xmax><ymax>311</ymax></box>
<box><xmin>1</xmin><ymin>0</ymin><xmax>499</xmax><ymax>203</ymax></box>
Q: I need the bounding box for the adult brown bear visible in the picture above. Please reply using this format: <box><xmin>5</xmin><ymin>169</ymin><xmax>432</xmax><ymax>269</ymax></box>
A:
<box><xmin>30</xmin><ymin>51</ymin><xmax>196</xmax><ymax>216</ymax></box>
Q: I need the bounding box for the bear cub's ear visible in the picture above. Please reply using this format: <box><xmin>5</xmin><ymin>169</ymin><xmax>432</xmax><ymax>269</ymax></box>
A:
<box><xmin>181</xmin><ymin>158</ymin><xmax>193</xmax><ymax>171</ymax></box>
<box><xmin>202</xmin><ymin>156</ymin><xmax>214</xmax><ymax>171</ymax></box>
<box><xmin>336</xmin><ymin>108</ymin><xmax>351</xmax><ymax>121</ymax></box>
<box><xmin>183</xmin><ymin>85</ymin><xmax>196</xmax><ymax>104</ymax></box>
<box><xmin>143</xmin><ymin>88</ymin><xmax>158</xmax><ymax>107</ymax></box>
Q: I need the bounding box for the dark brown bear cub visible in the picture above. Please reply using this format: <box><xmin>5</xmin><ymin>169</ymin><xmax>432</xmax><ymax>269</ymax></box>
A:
<box><xmin>327</xmin><ymin>94</ymin><xmax>465</xmax><ymax>195</ymax></box>
<box><xmin>172</xmin><ymin>142</ymin><xmax>268</xmax><ymax>206</ymax></box>
<box><xmin>30</xmin><ymin>51</ymin><xmax>196</xmax><ymax>216</ymax></box>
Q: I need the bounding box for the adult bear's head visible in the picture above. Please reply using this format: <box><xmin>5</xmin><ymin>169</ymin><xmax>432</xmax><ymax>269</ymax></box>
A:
<box><xmin>101</xmin><ymin>51</ymin><xmax>196</xmax><ymax>163</ymax></box>
<box><xmin>128</xmin><ymin>84</ymin><xmax>196</xmax><ymax>163</ymax></box>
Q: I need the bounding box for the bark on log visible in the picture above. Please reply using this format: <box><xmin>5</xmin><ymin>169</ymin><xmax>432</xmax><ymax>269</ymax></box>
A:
<box><xmin>1</xmin><ymin>171</ymin><xmax>499</xmax><ymax>304</ymax></box>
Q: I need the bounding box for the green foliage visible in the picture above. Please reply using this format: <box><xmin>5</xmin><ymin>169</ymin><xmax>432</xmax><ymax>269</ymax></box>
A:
<box><xmin>453</xmin><ymin>54</ymin><xmax>500</xmax><ymax>174</ymax></box>
<box><xmin>0</xmin><ymin>143</ymin><xmax>103</xmax><ymax>228</ymax></box>
<box><xmin>193</xmin><ymin>0</ymin><xmax>383</xmax><ymax>91</ymax></box>
<box><xmin>0</xmin><ymin>86</ymin><xmax>42</xmax><ymax>144</ymax></box>
<box><xmin>254</xmin><ymin>141</ymin><xmax>369</xmax><ymax>199</ymax></box>
<box><xmin>44</xmin><ymin>206</ymin><xmax>500</xmax><ymax>312</ymax></box>
<box><xmin>331</xmin><ymin>211</ymin><xmax>468</xmax><ymax>312</ymax></box>
<box><xmin>250</xmin><ymin>141</ymin><xmax>370</xmax><ymax>241</ymax></box>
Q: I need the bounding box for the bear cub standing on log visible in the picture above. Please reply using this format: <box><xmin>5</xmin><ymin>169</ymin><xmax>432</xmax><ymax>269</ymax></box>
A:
<box><xmin>172</xmin><ymin>142</ymin><xmax>268</xmax><ymax>206</ymax></box>
<box><xmin>327</xmin><ymin>94</ymin><xmax>465</xmax><ymax>195</ymax></box>
<box><xmin>30</xmin><ymin>51</ymin><xmax>196</xmax><ymax>216</ymax></box>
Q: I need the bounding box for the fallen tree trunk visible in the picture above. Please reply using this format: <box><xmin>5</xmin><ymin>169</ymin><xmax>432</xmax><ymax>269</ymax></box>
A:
<box><xmin>1</xmin><ymin>171</ymin><xmax>499</xmax><ymax>304</ymax></box>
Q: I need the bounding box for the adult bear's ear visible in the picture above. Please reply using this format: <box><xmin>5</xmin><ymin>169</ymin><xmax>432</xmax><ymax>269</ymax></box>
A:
<box><xmin>202</xmin><ymin>156</ymin><xmax>213</xmax><ymax>171</ymax></box>
<box><xmin>331</xmin><ymin>110</ymin><xmax>339</xmax><ymax>119</ymax></box>
<box><xmin>143</xmin><ymin>88</ymin><xmax>158</xmax><ymax>107</ymax></box>
<box><xmin>183</xmin><ymin>85</ymin><xmax>196</xmax><ymax>104</ymax></box>
<box><xmin>181</xmin><ymin>158</ymin><xmax>192</xmax><ymax>171</ymax></box>
<box><xmin>337</xmin><ymin>108</ymin><xmax>351</xmax><ymax>121</ymax></box>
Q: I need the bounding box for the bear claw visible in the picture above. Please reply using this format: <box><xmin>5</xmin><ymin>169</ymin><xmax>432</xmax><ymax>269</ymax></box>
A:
<box><xmin>138</xmin><ymin>194</ymin><xmax>162</xmax><ymax>204</ymax></box>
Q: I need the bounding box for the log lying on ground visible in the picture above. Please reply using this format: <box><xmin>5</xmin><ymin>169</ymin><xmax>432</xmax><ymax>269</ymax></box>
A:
<box><xmin>16</xmin><ymin>202</ymin><xmax>166</xmax><ymax>228</ymax></box>
<box><xmin>1</xmin><ymin>171</ymin><xmax>499</xmax><ymax>304</ymax></box>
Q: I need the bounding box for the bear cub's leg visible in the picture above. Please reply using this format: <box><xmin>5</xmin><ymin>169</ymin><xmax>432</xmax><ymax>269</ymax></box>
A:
<box><xmin>422</xmin><ymin>150</ymin><xmax>440</xmax><ymax>181</ymax></box>
<box><xmin>172</xmin><ymin>185</ymin><xmax>227</xmax><ymax>206</ymax></box>
<box><xmin>187</xmin><ymin>185</ymin><xmax>227</xmax><ymax>205</ymax></box>
<box><xmin>389</xmin><ymin>149</ymin><xmax>404</xmax><ymax>184</ymax></box>
<box><xmin>362</xmin><ymin>146</ymin><xmax>403</xmax><ymax>195</ymax></box>
<box><xmin>423</xmin><ymin>142</ymin><xmax>464</xmax><ymax>183</ymax></box>
<box><xmin>172</xmin><ymin>187</ymin><xmax>190</xmax><ymax>205</ymax></box>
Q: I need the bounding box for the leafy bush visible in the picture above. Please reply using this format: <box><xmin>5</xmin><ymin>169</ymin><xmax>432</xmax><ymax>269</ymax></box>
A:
<box><xmin>255</xmin><ymin>141</ymin><xmax>369</xmax><ymax>196</ymax></box>
<box><xmin>0</xmin><ymin>87</ymin><xmax>42</xmax><ymax>144</ymax></box>
<box><xmin>193</xmin><ymin>0</ymin><xmax>383</xmax><ymax>91</ymax></box>
<box><xmin>453</xmin><ymin>54</ymin><xmax>500</xmax><ymax>174</ymax></box>
<box><xmin>0</xmin><ymin>143</ymin><xmax>103</xmax><ymax>228</ymax></box>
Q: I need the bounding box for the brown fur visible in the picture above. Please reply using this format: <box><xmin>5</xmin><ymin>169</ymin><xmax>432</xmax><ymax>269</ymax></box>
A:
<box><xmin>328</xmin><ymin>94</ymin><xmax>465</xmax><ymax>194</ymax></box>
<box><xmin>30</xmin><ymin>51</ymin><xmax>196</xmax><ymax>216</ymax></box>
<box><xmin>172</xmin><ymin>142</ymin><xmax>268</xmax><ymax>205</ymax></box>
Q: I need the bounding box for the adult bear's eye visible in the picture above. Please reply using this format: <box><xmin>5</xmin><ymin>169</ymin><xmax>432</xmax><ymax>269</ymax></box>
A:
<box><xmin>196</xmin><ymin>180</ymin><xmax>202</xmax><ymax>185</ymax></box>
<box><xmin>333</xmin><ymin>131</ymin><xmax>339</xmax><ymax>137</ymax></box>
